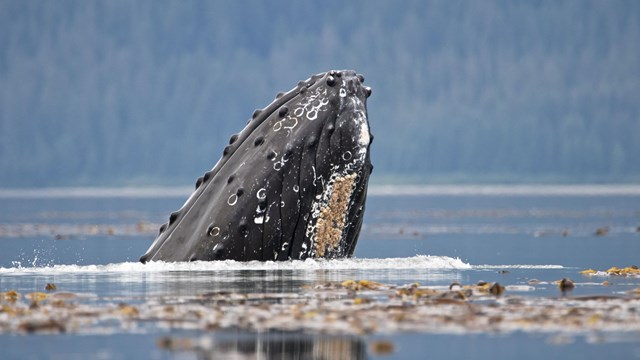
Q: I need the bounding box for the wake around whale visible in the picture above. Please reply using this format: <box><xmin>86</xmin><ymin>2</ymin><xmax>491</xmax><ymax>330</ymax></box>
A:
<box><xmin>140</xmin><ymin>70</ymin><xmax>373</xmax><ymax>262</ymax></box>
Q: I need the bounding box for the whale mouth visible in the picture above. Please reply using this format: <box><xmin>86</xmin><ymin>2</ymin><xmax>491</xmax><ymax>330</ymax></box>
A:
<box><xmin>140</xmin><ymin>70</ymin><xmax>372</xmax><ymax>263</ymax></box>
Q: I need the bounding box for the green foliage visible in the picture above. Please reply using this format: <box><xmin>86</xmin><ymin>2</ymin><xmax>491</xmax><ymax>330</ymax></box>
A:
<box><xmin>0</xmin><ymin>0</ymin><xmax>638</xmax><ymax>186</ymax></box>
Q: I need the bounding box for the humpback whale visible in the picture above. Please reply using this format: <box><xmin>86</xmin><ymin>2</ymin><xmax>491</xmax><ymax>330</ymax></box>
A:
<box><xmin>140</xmin><ymin>70</ymin><xmax>373</xmax><ymax>262</ymax></box>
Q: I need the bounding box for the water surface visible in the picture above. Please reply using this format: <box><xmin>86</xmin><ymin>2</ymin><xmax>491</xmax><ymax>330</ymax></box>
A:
<box><xmin>1</xmin><ymin>185</ymin><xmax>639</xmax><ymax>359</ymax></box>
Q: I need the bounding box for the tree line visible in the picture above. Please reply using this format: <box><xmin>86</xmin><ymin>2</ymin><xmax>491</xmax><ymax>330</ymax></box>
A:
<box><xmin>0</xmin><ymin>0</ymin><xmax>638</xmax><ymax>186</ymax></box>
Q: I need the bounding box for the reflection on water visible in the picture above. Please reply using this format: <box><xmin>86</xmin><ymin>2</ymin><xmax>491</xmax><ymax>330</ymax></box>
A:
<box><xmin>158</xmin><ymin>332</ymin><xmax>367</xmax><ymax>360</ymax></box>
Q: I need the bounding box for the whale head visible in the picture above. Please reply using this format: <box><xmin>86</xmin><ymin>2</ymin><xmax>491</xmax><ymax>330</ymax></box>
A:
<box><xmin>140</xmin><ymin>70</ymin><xmax>373</xmax><ymax>262</ymax></box>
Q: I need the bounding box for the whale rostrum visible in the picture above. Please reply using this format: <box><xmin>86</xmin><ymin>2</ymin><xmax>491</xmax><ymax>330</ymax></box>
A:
<box><xmin>140</xmin><ymin>70</ymin><xmax>373</xmax><ymax>262</ymax></box>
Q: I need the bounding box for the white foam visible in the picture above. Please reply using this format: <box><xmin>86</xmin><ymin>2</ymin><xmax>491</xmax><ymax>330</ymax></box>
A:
<box><xmin>473</xmin><ymin>264</ymin><xmax>565</xmax><ymax>269</ymax></box>
<box><xmin>0</xmin><ymin>255</ymin><xmax>471</xmax><ymax>275</ymax></box>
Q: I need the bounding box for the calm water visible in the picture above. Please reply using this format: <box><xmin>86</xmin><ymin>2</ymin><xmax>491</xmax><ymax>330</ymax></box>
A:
<box><xmin>1</xmin><ymin>186</ymin><xmax>639</xmax><ymax>359</ymax></box>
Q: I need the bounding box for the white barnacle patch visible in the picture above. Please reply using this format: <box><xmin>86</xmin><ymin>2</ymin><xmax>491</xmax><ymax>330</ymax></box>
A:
<box><xmin>342</xmin><ymin>151</ymin><xmax>352</xmax><ymax>161</ymax></box>
<box><xmin>305</xmin><ymin>168</ymin><xmax>358</xmax><ymax>258</ymax></box>
<box><xmin>307</xmin><ymin>109</ymin><xmax>319</xmax><ymax>121</ymax></box>
<box><xmin>254</xmin><ymin>199</ymin><xmax>267</xmax><ymax>224</ymax></box>
<box><xmin>352</xmin><ymin>108</ymin><xmax>370</xmax><ymax>147</ymax></box>
<box><xmin>254</xmin><ymin>215</ymin><xmax>265</xmax><ymax>224</ymax></box>
<box><xmin>256</xmin><ymin>188</ymin><xmax>266</xmax><ymax>200</ymax></box>
<box><xmin>227</xmin><ymin>194</ymin><xmax>238</xmax><ymax>206</ymax></box>
<box><xmin>283</xmin><ymin>117</ymin><xmax>298</xmax><ymax>134</ymax></box>
<box><xmin>293</xmin><ymin>87</ymin><xmax>329</xmax><ymax>122</ymax></box>
<box><xmin>273</xmin><ymin>116</ymin><xmax>298</xmax><ymax>135</ymax></box>
<box><xmin>339</xmin><ymin>87</ymin><xmax>347</xmax><ymax>97</ymax></box>
<box><xmin>311</xmin><ymin>166</ymin><xmax>317</xmax><ymax>186</ymax></box>
<box><xmin>338</xmin><ymin>97</ymin><xmax>369</xmax><ymax>152</ymax></box>
<box><xmin>273</xmin><ymin>153</ymin><xmax>290</xmax><ymax>171</ymax></box>
<box><xmin>359</xmin><ymin>129</ymin><xmax>370</xmax><ymax>147</ymax></box>
<box><xmin>293</xmin><ymin>185</ymin><xmax>299</xmax><ymax>192</ymax></box>
<box><xmin>208</xmin><ymin>226</ymin><xmax>220</xmax><ymax>237</ymax></box>
<box><xmin>255</xmin><ymin>201</ymin><xmax>272</xmax><ymax>224</ymax></box>
<box><xmin>269</xmin><ymin>151</ymin><xmax>278</xmax><ymax>161</ymax></box>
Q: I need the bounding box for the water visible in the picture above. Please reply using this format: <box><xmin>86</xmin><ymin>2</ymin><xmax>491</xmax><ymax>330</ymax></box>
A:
<box><xmin>1</xmin><ymin>185</ymin><xmax>639</xmax><ymax>359</ymax></box>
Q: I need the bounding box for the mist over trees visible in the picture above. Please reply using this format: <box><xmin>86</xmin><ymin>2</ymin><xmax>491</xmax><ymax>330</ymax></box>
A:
<box><xmin>1</xmin><ymin>0</ymin><xmax>638</xmax><ymax>187</ymax></box>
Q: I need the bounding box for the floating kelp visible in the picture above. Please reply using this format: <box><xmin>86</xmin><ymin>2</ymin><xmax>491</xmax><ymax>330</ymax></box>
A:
<box><xmin>0</xmin><ymin>280</ymin><xmax>639</xmax><ymax>339</ymax></box>
<box><xmin>581</xmin><ymin>265</ymin><xmax>640</xmax><ymax>277</ymax></box>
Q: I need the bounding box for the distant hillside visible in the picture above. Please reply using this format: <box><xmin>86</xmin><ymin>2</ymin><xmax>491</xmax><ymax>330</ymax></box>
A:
<box><xmin>1</xmin><ymin>0</ymin><xmax>639</xmax><ymax>187</ymax></box>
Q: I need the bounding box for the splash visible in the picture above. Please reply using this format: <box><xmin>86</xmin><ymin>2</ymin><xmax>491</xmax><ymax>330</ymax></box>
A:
<box><xmin>0</xmin><ymin>255</ymin><xmax>471</xmax><ymax>274</ymax></box>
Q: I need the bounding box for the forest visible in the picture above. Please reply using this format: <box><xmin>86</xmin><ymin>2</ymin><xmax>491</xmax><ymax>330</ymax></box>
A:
<box><xmin>1</xmin><ymin>0</ymin><xmax>638</xmax><ymax>187</ymax></box>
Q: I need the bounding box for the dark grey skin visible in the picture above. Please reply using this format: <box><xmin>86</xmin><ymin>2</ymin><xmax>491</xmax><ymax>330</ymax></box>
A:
<box><xmin>140</xmin><ymin>70</ymin><xmax>373</xmax><ymax>262</ymax></box>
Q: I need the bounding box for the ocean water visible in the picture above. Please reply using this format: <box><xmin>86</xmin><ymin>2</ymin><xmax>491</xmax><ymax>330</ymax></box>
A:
<box><xmin>1</xmin><ymin>185</ymin><xmax>639</xmax><ymax>359</ymax></box>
